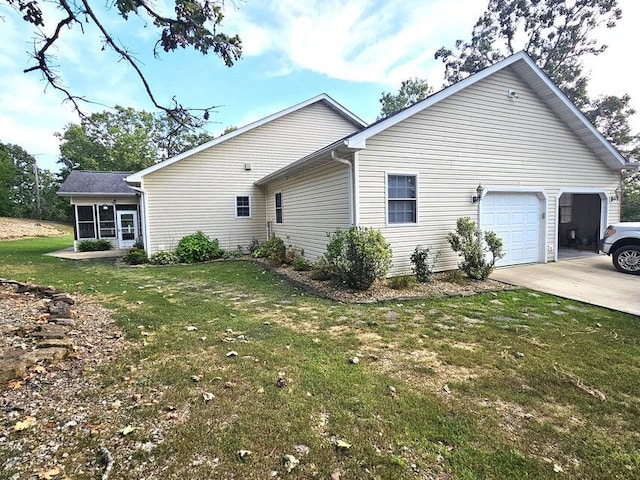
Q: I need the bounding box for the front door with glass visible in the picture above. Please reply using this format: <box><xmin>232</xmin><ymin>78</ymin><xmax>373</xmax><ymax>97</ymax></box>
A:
<box><xmin>117</xmin><ymin>211</ymin><xmax>138</xmax><ymax>249</ymax></box>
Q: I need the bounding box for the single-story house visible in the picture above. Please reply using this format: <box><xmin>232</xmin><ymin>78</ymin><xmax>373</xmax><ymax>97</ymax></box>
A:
<box><xmin>57</xmin><ymin>170</ymin><xmax>142</xmax><ymax>250</ymax></box>
<box><xmin>59</xmin><ymin>51</ymin><xmax>637</xmax><ymax>274</ymax></box>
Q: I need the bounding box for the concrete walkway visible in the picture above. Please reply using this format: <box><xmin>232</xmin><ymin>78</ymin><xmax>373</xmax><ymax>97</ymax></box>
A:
<box><xmin>491</xmin><ymin>255</ymin><xmax>640</xmax><ymax>316</ymax></box>
<box><xmin>45</xmin><ymin>247</ymin><xmax>127</xmax><ymax>260</ymax></box>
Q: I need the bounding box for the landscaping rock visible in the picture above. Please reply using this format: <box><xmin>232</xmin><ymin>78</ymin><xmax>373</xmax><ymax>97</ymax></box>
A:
<box><xmin>21</xmin><ymin>347</ymin><xmax>69</xmax><ymax>363</ymax></box>
<box><xmin>48</xmin><ymin>301</ymin><xmax>72</xmax><ymax>317</ymax></box>
<box><xmin>51</xmin><ymin>294</ymin><xmax>75</xmax><ymax>305</ymax></box>
<box><xmin>35</xmin><ymin>338</ymin><xmax>75</xmax><ymax>351</ymax></box>
<box><xmin>0</xmin><ymin>358</ymin><xmax>31</xmax><ymax>383</ymax></box>
<box><xmin>29</xmin><ymin>324</ymin><xmax>70</xmax><ymax>339</ymax></box>
<box><xmin>49</xmin><ymin>318</ymin><xmax>76</xmax><ymax>327</ymax></box>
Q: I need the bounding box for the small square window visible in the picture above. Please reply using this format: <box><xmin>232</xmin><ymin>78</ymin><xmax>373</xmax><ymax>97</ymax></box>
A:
<box><xmin>236</xmin><ymin>196</ymin><xmax>251</xmax><ymax>218</ymax></box>
<box><xmin>559</xmin><ymin>194</ymin><xmax>572</xmax><ymax>224</ymax></box>
<box><xmin>275</xmin><ymin>192</ymin><xmax>283</xmax><ymax>224</ymax></box>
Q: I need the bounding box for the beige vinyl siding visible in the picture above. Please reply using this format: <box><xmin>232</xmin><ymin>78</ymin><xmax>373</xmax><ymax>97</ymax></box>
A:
<box><xmin>266</xmin><ymin>161</ymin><xmax>351</xmax><ymax>260</ymax></box>
<box><xmin>357</xmin><ymin>66</ymin><xmax>620</xmax><ymax>275</ymax></box>
<box><xmin>143</xmin><ymin>102</ymin><xmax>359</xmax><ymax>253</ymax></box>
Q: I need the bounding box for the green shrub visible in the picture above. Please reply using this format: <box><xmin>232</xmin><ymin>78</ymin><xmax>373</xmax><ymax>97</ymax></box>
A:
<box><xmin>252</xmin><ymin>236</ymin><xmax>286</xmax><ymax>264</ymax></box>
<box><xmin>292</xmin><ymin>256</ymin><xmax>312</xmax><ymax>271</ymax></box>
<box><xmin>324</xmin><ymin>226</ymin><xmax>393</xmax><ymax>290</ymax></box>
<box><xmin>310</xmin><ymin>257</ymin><xmax>332</xmax><ymax>280</ymax></box>
<box><xmin>388</xmin><ymin>275</ymin><xmax>415</xmax><ymax>290</ymax></box>
<box><xmin>221</xmin><ymin>248</ymin><xmax>243</xmax><ymax>259</ymax></box>
<box><xmin>78</xmin><ymin>239</ymin><xmax>112</xmax><ymax>252</ymax></box>
<box><xmin>124</xmin><ymin>247</ymin><xmax>149</xmax><ymax>265</ymax></box>
<box><xmin>410</xmin><ymin>246</ymin><xmax>440</xmax><ymax>282</ymax></box>
<box><xmin>176</xmin><ymin>231</ymin><xmax>221</xmax><ymax>263</ymax></box>
<box><xmin>149</xmin><ymin>250</ymin><xmax>180</xmax><ymax>265</ymax></box>
<box><xmin>444</xmin><ymin>269</ymin><xmax>466</xmax><ymax>284</ymax></box>
<box><xmin>446</xmin><ymin>217</ymin><xmax>504</xmax><ymax>280</ymax></box>
<box><xmin>248</xmin><ymin>237</ymin><xmax>260</xmax><ymax>255</ymax></box>
<box><xmin>133</xmin><ymin>238</ymin><xmax>144</xmax><ymax>249</ymax></box>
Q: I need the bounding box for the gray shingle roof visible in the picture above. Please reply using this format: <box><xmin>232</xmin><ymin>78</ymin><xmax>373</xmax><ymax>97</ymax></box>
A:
<box><xmin>57</xmin><ymin>171</ymin><xmax>136</xmax><ymax>196</ymax></box>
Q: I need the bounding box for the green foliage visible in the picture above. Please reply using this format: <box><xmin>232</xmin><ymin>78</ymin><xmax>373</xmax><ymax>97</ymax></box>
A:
<box><xmin>78</xmin><ymin>239</ymin><xmax>112</xmax><ymax>251</ymax></box>
<box><xmin>292</xmin><ymin>256</ymin><xmax>312</xmax><ymax>272</ymax></box>
<box><xmin>248</xmin><ymin>237</ymin><xmax>261</xmax><ymax>255</ymax></box>
<box><xmin>378</xmin><ymin>77</ymin><xmax>432</xmax><ymax>119</ymax></box>
<box><xmin>324</xmin><ymin>226</ymin><xmax>393</xmax><ymax>290</ymax></box>
<box><xmin>622</xmin><ymin>180</ymin><xmax>640</xmax><ymax>221</ymax></box>
<box><xmin>221</xmin><ymin>248</ymin><xmax>243</xmax><ymax>259</ymax></box>
<box><xmin>150</xmin><ymin>250</ymin><xmax>180</xmax><ymax>265</ymax></box>
<box><xmin>447</xmin><ymin>217</ymin><xmax>504</xmax><ymax>280</ymax></box>
<box><xmin>444</xmin><ymin>269</ymin><xmax>466</xmax><ymax>284</ymax></box>
<box><xmin>310</xmin><ymin>257</ymin><xmax>333</xmax><ymax>281</ymax></box>
<box><xmin>57</xmin><ymin>107</ymin><xmax>214</xmax><ymax>174</ymax></box>
<box><xmin>124</xmin><ymin>247</ymin><xmax>149</xmax><ymax>265</ymax></box>
<box><xmin>388</xmin><ymin>275</ymin><xmax>415</xmax><ymax>290</ymax></box>
<box><xmin>251</xmin><ymin>236</ymin><xmax>286</xmax><ymax>264</ymax></box>
<box><xmin>176</xmin><ymin>231</ymin><xmax>221</xmax><ymax>263</ymax></box>
<box><xmin>410</xmin><ymin>246</ymin><xmax>440</xmax><ymax>282</ymax></box>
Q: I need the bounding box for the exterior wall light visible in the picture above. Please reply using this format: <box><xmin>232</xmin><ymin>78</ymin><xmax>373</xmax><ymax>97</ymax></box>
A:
<box><xmin>610</xmin><ymin>187</ymin><xmax>620</xmax><ymax>202</ymax></box>
<box><xmin>472</xmin><ymin>184</ymin><xmax>484</xmax><ymax>204</ymax></box>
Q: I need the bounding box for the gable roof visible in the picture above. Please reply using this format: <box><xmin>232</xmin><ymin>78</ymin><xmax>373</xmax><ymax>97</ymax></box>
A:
<box><xmin>257</xmin><ymin>51</ymin><xmax>628</xmax><ymax>186</ymax></box>
<box><xmin>126</xmin><ymin>93</ymin><xmax>366</xmax><ymax>183</ymax></box>
<box><xmin>57</xmin><ymin>170</ymin><xmax>136</xmax><ymax>196</ymax></box>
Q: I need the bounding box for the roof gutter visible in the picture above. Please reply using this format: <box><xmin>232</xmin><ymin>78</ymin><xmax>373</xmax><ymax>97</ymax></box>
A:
<box><xmin>331</xmin><ymin>150</ymin><xmax>356</xmax><ymax>226</ymax></box>
<box><xmin>128</xmin><ymin>184</ymin><xmax>150</xmax><ymax>256</ymax></box>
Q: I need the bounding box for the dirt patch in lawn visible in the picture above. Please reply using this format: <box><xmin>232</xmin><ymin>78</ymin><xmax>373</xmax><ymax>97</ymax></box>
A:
<box><xmin>0</xmin><ymin>217</ymin><xmax>68</xmax><ymax>240</ymax></box>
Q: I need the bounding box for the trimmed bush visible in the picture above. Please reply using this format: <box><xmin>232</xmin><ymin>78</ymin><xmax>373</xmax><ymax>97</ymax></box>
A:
<box><xmin>310</xmin><ymin>257</ymin><xmax>332</xmax><ymax>281</ymax></box>
<box><xmin>78</xmin><ymin>239</ymin><xmax>112</xmax><ymax>252</ymax></box>
<box><xmin>176</xmin><ymin>231</ymin><xmax>221</xmax><ymax>263</ymax></box>
<box><xmin>150</xmin><ymin>250</ymin><xmax>180</xmax><ymax>265</ymax></box>
<box><xmin>388</xmin><ymin>275</ymin><xmax>415</xmax><ymax>290</ymax></box>
<box><xmin>324</xmin><ymin>226</ymin><xmax>392</xmax><ymax>290</ymax></box>
<box><xmin>447</xmin><ymin>217</ymin><xmax>504</xmax><ymax>280</ymax></box>
<box><xmin>410</xmin><ymin>246</ymin><xmax>439</xmax><ymax>282</ymax></box>
<box><xmin>124</xmin><ymin>247</ymin><xmax>148</xmax><ymax>265</ymax></box>
<box><xmin>292</xmin><ymin>256</ymin><xmax>312</xmax><ymax>271</ymax></box>
<box><xmin>221</xmin><ymin>248</ymin><xmax>243</xmax><ymax>259</ymax></box>
<box><xmin>252</xmin><ymin>236</ymin><xmax>286</xmax><ymax>264</ymax></box>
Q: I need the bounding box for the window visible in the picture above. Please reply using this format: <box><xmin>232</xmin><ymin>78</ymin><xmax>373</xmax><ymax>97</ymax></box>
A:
<box><xmin>387</xmin><ymin>174</ymin><xmax>417</xmax><ymax>224</ymax></box>
<box><xmin>559</xmin><ymin>194</ymin><xmax>572</xmax><ymax>224</ymax></box>
<box><xmin>275</xmin><ymin>192</ymin><xmax>283</xmax><ymax>224</ymax></box>
<box><xmin>98</xmin><ymin>205</ymin><xmax>116</xmax><ymax>238</ymax></box>
<box><xmin>236</xmin><ymin>196</ymin><xmax>251</xmax><ymax>218</ymax></box>
<box><xmin>76</xmin><ymin>205</ymin><xmax>96</xmax><ymax>239</ymax></box>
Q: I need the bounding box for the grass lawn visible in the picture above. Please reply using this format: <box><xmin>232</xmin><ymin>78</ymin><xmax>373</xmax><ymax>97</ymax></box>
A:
<box><xmin>1</xmin><ymin>234</ymin><xmax>639</xmax><ymax>479</ymax></box>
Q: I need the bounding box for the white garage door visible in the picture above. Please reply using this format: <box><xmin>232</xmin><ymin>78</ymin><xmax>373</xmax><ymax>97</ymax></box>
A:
<box><xmin>481</xmin><ymin>192</ymin><xmax>542</xmax><ymax>266</ymax></box>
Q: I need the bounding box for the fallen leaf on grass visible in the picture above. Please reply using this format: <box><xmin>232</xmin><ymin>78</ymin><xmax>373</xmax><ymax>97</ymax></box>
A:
<box><xmin>38</xmin><ymin>466</ymin><xmax>61</xmax><ymax>479</ymax></box>
<box><xmin>191</xmin><ymin>375</ymin><xmax>202</xmax><ymax>382</ymax></box>
<box><xmin>119</xmin><ymin>425</ymin><xmax>136</xmax><ymax>436</ymax></box>
<box><xmin>333</xmin><ymin>438</ymin><xmax>351</xmax><ymax>449</ymax></box>
<box><xmin>186</xmin><ymin>326</ymin><xmax>198</xmax><ymax>331</ymax></box>
<box><xmin>202</xmin><ymin>392</ymin><xmax>214</xmax><ymax>402</ymax></box>
<box><xmin>283</xmin><ymin>454</ymin><xmax>299</xmax><ymax>472</ymax></box>
<box><xmin>226</xmin><ymin>351</ymin><xmax>238</xmax><ymax>357</ymax></box>
<box><xmin>554</xmin><ymin>464</ymin><xmax>564</xmax><ymax>473</ymax></box>
<box><xmin>110</xmin><ymin>400</ymin><xmax>122</xmax><ymax>410</ymax></box>
<box><xmin>13</xmin><ymin>416</ymin><xmax>36</xmax><ymax>431</ymax></box>
<box><xmin>237</xmin><ymin>450</ymin><xmax>253</xmax><ymax>460</ymax></box>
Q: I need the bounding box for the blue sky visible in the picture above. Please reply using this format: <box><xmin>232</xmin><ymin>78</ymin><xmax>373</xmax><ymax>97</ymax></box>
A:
<box><xmin>1</xmin><ymin>0</ymin><xmax>639</xmax><ymax>172</ymax></box>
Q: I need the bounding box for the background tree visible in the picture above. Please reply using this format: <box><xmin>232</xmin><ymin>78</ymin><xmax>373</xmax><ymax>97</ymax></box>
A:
<box><xmin>434</xmin><ymin>0</ymin><xmax>638</xmax><ymax>220</ymax></box>
<box><xmin>378</xmin><ymin>78</ymin><xmax>433</xmax><ymax>119</ymax></box>
<box><xmin>57</xmin><ymin>107</ymin><xmax>214</xmax><ymax>173</ymax></box>
<box><xmin>4</xmin><ymin>0</ymin><xmax>242</xmax><ymax>126</ymax></box>
<box><xmin>0</xmin><ymin>141</ymin><xmax>69</xmax><ymax>221</ymax></box>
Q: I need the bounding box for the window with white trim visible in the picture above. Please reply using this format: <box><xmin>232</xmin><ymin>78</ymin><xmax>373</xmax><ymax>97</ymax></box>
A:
<box><xmin>275</xmin><ymin>192</ymin><xmax>283</xmax><ymax>224</ymax></box>
<box><xmin>76</xmin><ymin>205</ymin><xmax>96</xmax><ymax>239</ymax></box>
<box><xmin>236</xmin><ymin>196</ymin><xmax>251</xmax><ymax>218</ymax></box>
<box><xmin>387</xmin><ymin>174</ymin><xmax>417</xmax><ymax>224</ymax></box>
<box><xmin>98</xmin><ymin>205</ymin><xmax>116</xmax><ymax>238</ymax></box>
<box><xmin>559</xmin><ymin>194</ymin><xmax>572</xmax><ymax>224</ymax></box>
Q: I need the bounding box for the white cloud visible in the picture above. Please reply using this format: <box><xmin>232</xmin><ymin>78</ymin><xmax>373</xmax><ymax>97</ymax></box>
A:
<box><xmin>224</xmin><ymin>0</ymin><xmax>485</xmax><ymax>87</ymax></box>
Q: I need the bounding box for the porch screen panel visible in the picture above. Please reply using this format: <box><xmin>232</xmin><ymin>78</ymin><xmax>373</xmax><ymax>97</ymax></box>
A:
<box><xmin>77</xmin><ymin>206</ymin><xmax>96</xmax><ymax>239</ymax></box>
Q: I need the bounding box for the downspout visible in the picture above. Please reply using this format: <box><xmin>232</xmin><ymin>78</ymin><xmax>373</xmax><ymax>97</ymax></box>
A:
<box><xmin>128</xmin><ymin>184</ymin><xmax>150</xmax><ymax>255</ymax></box>
<box><xmin>331</xmin><ymin>151</ymin><xmax>355</xmax><ymax>225</ymax></box>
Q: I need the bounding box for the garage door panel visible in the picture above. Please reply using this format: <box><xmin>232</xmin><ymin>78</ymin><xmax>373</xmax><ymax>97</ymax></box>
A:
<box><xmin>482</xmin><ymin>192</ymin><xmax>542</xmax><ymax>267</ymax></box>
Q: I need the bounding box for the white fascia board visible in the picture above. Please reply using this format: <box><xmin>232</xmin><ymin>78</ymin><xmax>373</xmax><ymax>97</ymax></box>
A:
<box><xmin>56</xmin><ymin>192</ymin><xmax>138</xmax><ymax>197</ymax></box>
<box><xmin>126</xmin><ymin>94</ymin><xmax>366</xmax><ymax>184</ymax></box>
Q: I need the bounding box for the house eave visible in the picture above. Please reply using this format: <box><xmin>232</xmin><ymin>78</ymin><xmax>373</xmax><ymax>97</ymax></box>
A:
<box><xmin>56</xmin><ymin>192</ymin><xmax>139</xmax><ymax>197</ymax></box>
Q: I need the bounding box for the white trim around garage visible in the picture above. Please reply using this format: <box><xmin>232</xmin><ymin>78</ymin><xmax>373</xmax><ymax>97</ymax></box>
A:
<box><xmin>478</xmin><ymin>186</ymin><xmax>549</xmax><ymax>265</ymax></box>
<box><xmin>553</xmin><ymin>188</ymin><xmax>608</xmax><ymax>262</ymax></box>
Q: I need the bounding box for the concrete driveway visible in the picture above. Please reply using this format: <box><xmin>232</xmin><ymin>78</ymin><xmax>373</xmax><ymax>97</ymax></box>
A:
<box><xmin>491</xmin><ymin>254</ymin><xmax>640</xmax><ymax>316</ymax></box>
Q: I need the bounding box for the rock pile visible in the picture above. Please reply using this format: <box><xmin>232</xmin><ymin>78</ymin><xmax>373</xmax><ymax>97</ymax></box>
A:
<box><xmin>0</xmin><ymin>279</ymin><xmax>78</xmax><ymax>383</ymax></box>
